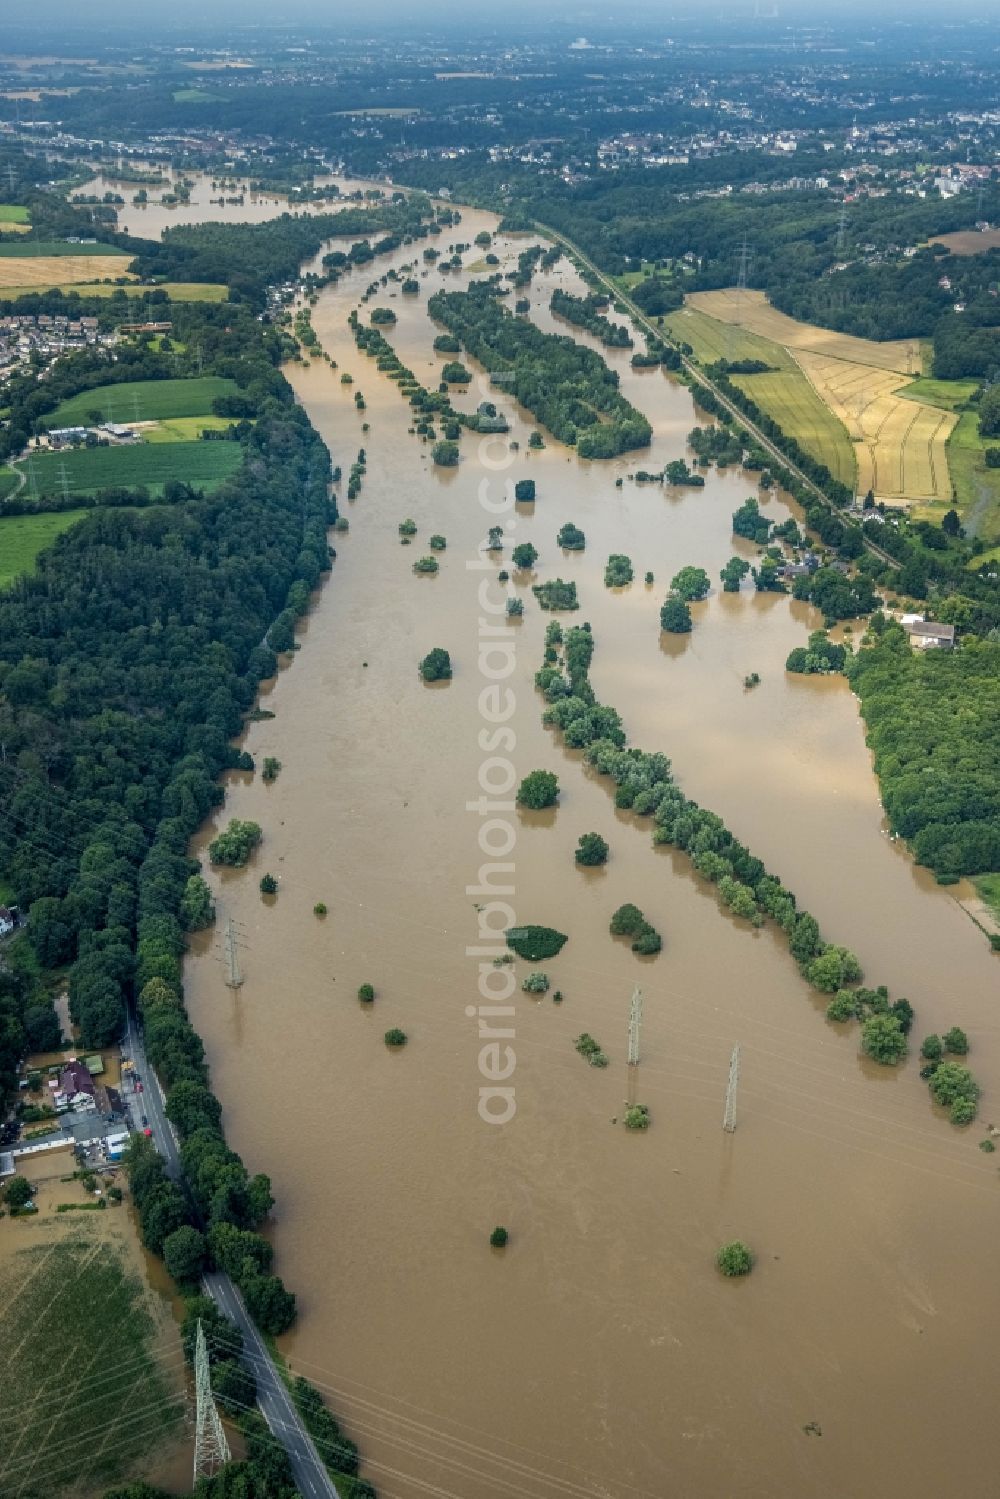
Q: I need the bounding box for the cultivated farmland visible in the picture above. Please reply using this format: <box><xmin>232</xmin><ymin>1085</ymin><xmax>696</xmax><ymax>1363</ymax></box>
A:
<box><xmin>20</xmin><ymin>440</ymin><xmax>242</xmax><ymax>497</ymax></box>
<box><xmin>0</xmin><ymin>254</ymin><xmax>134</xmax><ymax>288</ymax></box>
<box><xmin>668</xmin><ymin>305</ymin><xmax>857</xmax><ymax>488</ymax></box>
<box><xmin>683</xmin><ymin>290</ymin><xmax>955</xmax><ymax>504</ymax></box>
<box><xmin>0</xmin><ymin>1206</ymin><xmax>185</xmax><ymax>1497</ymax></box>
<box><xmin>51</xmin><ymin>375</ymin><xmax>238</xmax><ymax>426</ymax></box>
<box><xmin>0</xmin><ymin>280</ymin><xmax>227</xmax><ymax>301</ymax></box>
<box><xmin>687</xmin><ymin>289</ymin><xmax>922</xmax><ymax>373</ymax></box>
<box><xmin>0</xmin><ymin>240</ymin><xmax>125</xmax><ymax>258</ymax></box>
<box><xmin>929</xmin><ymin>228</ymin><xmax>1000</xmax><ymax>257</ymax></box>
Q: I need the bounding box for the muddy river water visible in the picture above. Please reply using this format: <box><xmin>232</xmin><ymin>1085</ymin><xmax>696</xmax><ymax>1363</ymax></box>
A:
<box><xmin>182</xmin><ymin>203</ymin><xmax>1000</xmax><ymax>1499</ymax></box>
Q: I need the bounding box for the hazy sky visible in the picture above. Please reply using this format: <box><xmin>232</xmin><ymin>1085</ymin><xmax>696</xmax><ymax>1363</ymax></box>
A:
<box><xmin>10</xmin><ymin>0</ymin><xmax>1000</xmax><ymax>28</ymax></box>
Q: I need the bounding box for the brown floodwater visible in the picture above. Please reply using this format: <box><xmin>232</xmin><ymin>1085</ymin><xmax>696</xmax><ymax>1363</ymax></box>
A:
<box><xmin>183</xmin><ymin>207</ymin><xmax>1000</xmax><ymax>1499</ymax></box>
<box><xmin>74</xmin><ymin>168</ymin><xmax>394</xmax><ymax>243</ymax></box>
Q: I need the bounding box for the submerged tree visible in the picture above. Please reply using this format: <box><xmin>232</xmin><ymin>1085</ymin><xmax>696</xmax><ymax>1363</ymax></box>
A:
<box><xmin>420</xmin><ymin>647</ymin><xmax>452</xmax><ymax>681</ymax></box>
<box><xmin>716</xmin><ymin>1241</ymin><xmax>753</xmax><ymax>1277</ymax></box>
<box><xmin>517</xmin><ymin>770</ymin><xmax>559</xmax><ymax>808</ymax></box>
<box><xmin>208</xmin><ymin>820</ymin><xmax>262</xmax><ymax>868</ymax></box>
<box><xmin>659</xmin><ymin>596</ymin><xmax>692</xmax><ymax>633</ymax></box>
<box><xmin>575</xmin><ymin>832</ymin><xmax>609</xmax><ymax>866</ymax></box>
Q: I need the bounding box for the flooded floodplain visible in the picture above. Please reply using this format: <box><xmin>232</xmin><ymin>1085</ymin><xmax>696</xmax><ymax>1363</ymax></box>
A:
<box><xmin>182</xmin><ymin>204</ymin><xmax>1000</xmax><ymax>1499</ymax></box>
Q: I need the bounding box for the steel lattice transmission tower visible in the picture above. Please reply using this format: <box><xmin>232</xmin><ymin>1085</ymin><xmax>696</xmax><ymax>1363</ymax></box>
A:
<box><xmin>729</xmin><ymin>234</ymin><xmax>753</xmax><ymax>360</ymax></box>
<box><xmin>193</xmin><ymin>1319</ymin><xmax>230</xmax><ymax>1483</ymax></box>
<box><xmin>627</xmin><ymin>986</ymin><xmax>643</xmax><ymax>1067</ymax></box>
<box><xmin>723</xmin><ymin>1044</ymin><xmax>741</xmax><ymax>1133</ymax></box>
<box><xmin>223</xmin><ymin>917</ymin><xmax>243</xmax><ymax>989</ymax></box>
<box><xmin>626</xmin><ymin>986</ymin><xmax>643</xmax><ymax>1106</ymax></box>
<box><xmin>836</xmin><ymin>200</ymin><xmax>849</xmax><ymax>256</ymax></box>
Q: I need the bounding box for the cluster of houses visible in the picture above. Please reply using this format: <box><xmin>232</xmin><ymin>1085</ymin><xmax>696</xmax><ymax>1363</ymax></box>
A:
<box><xmin>0</xmin><ymin>313</ymin><xmax>114</xmax><ymax>383</ymax></box>
<box><xmin>45</xmin><ymin>1056</ymin><xmax>124</xmax><ymax>1120</ymax></box>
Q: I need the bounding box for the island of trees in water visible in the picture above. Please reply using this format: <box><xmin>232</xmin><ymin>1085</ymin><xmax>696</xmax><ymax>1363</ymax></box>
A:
<box><xmin>427</xmin><ymin>282</ymin><xmax>652</xmax><ymax>457</ymax></box>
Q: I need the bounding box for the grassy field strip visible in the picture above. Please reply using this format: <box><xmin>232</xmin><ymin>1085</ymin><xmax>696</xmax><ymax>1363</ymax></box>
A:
<box><xmin>942</xmin><ymin>411</ymin><xmax>1000</xmax><ymax>542</ymax></box>
<box><xmin>0</xmin><ymin>254</ymin><xmax>134</xmax><ymax>288</ymax></box>
<box><xmin>51</xmin><ymin>375</ymin><xmax>238</xmax><ymax>425</ymax></box>
<box><xmin>18</xmin><ymin>441</ymin><xmax>242</xmax><ymax>497</ymax></box>
<box><xmin>0</xmin><ymin>221</ymin><xmax>31</xmax><ymax>235</ymax></box>
<box><xmin>143</xmin><ymin>415</ymin><xmax>233</xmax><ymax>443</ymax></box>
<box><xmin>665</xmin><ymin>303</ymin><xmax>790</xmax><ymax>368</ymax></box>
<box><xmin>687</xmin><ymin>288</ymin><xmax>922</xmax><ymax>374</ymax></box>
<box><xmin>0</xmin><ymin>280</ymin><xmax>227</xmax><ymax>302</ymax></box>
<box><xmin>0</xmin><ymin>509</ymin><xmax>90</xmax><ymax>586</ymax></box>
<box><xmin>738</xmin><ymin>367</ymin><xmax>857</xmax><ymax>488</ymax></box>
<box><xmin>0</xmin><ymin>205</ymin><xmax>30</xmax><ymax>223</ymax></box>
<box><xmin>897</xmin><ymin>377</ymin><xmax>980</xmax><ymax>411</ymax></box>
<box><xmin>0</xmin><ymin>240</ymin><xmax>124</xmax><ymax>258</ymax></box>
<box><xmin>666</xmin><ymin>304</ymin><xmax>857</xmax><ymax>488</ymax></box>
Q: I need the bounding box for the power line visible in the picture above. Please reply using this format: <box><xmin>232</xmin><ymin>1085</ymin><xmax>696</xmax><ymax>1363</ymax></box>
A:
<box><xmin>216</xmin><ymin>1334</ymin><xmax>669</xmax><ymax>1499</ymax></box>
<box><xmin>0</xmin><ymin>787</ymin><xmax>988</xmax><ymax>1177</ymax></box>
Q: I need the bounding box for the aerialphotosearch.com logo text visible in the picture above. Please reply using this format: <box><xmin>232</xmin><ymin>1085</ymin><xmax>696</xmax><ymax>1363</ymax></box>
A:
<box><xmin>465</xmin><ymin>374</ymin><xmax>521</xmax><ymax>1126</ymax></box>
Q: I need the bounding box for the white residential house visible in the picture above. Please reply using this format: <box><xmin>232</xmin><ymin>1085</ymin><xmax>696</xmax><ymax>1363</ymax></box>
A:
<box><xmin>902</xmin><ymin>619</ymin><xmax>956</xmax><ymax>650</ymax></box>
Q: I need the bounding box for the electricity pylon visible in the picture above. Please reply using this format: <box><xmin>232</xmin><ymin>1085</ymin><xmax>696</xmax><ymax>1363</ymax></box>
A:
<box><xmin>627</xmin><ymin>986</ymin><xmax>643</xmax><ymax>1066</ymax></box>
<box><xmin>723</xmin><ymin>1043</ymin><xmax>740</xmax><ymax>1133</ymax></box>
<box><xmin>729</xmin><ymin>235</ymin><xmax>752</xmax><ymax>360</ymax></box>
<box><xmin>626</xmin><ymin>986</ymin><xmax>642</xmax><ymax>1106</ymax></box>
<box><xmin>223</xmin><ymin>917</ymin><xmax>243</xmax><ymax>989</ymax></box>
<box><xmin>835</xmin><ymin>200</ymin><xmax>849</xmax><ymax>256</ymax></box>
<box><xmin>193</xmin><ymin>1319</ymin><xmax>230</xmax><ymax>1483</ymax></box>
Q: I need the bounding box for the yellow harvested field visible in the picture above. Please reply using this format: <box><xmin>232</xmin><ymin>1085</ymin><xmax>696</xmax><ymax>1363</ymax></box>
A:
<box><xmin>929</xmin><ymin>229</ymin><xmax>1000</xmax><ymax>257</ymax></box>
<box><xmin>792</xmin><ymin>350</ymin><xmax>957</xmax><ymax>503</ymax></box>
<box><xmin>684</xmin><ymin>289</ymin><xmax>953</xmax><ymax>504</ymax></box>
<box><xmin>0</xmin><ymin>255</ymin><xmax>134</xmax><ymax>288</ymax></box>
<box><xmin>687</xmin><ymin>289</ymin><xmax>922</xmax><ymax>374</ymax></box>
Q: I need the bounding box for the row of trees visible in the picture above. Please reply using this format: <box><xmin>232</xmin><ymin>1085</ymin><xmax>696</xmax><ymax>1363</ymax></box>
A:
<box><xmin>530</xmin><ymin>617</ymin><xmax>981</xmax><ymax>1101</ymax></box>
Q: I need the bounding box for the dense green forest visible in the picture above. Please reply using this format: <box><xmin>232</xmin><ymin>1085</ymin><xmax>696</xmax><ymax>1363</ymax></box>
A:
<box><xmin>0</xmin><ymin>296</ymin><xmax>337</xmax><ymax>1342</ymax></box>
<box><xmin>847</xmin><ymin>624</ymin><xmax>1000</xmax><ymax>876</ymax></box>
<box><xmin>428</xmin><ymin>283</ymin><xmax>651</xmax><ymax>456</ymax></box>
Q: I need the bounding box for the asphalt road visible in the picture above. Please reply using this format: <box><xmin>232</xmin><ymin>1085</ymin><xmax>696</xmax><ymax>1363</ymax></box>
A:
<box><xmin>122</xmin><ymin>1008</ymin><xmax>339</xmax><ymax>1499</ymax></box>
